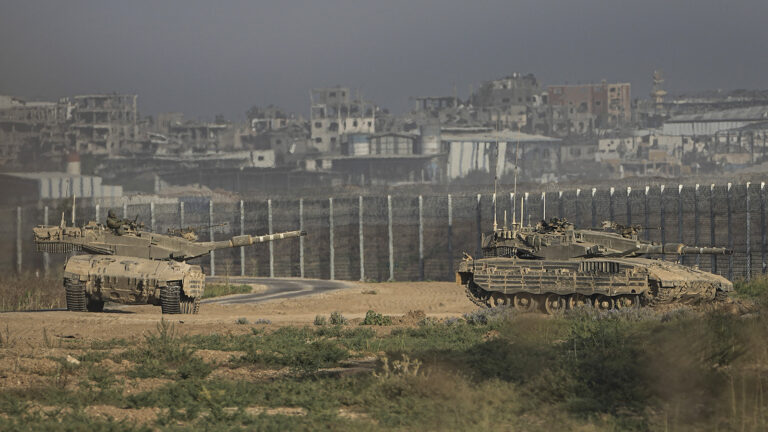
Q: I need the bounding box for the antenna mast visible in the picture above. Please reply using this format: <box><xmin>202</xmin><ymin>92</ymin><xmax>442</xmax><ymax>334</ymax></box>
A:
<box><xmin>512</xmin><ymin>124</ymin><xmax>521</xmax><ymax>225</ymax></box>
<box><xmin>493</xmin><ymin>122</ymin><xmax>499</xmax><ymax>231</ymax></box>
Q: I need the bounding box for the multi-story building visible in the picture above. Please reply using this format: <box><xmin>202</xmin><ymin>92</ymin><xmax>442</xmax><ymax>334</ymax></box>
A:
<box><xmin>71</xmin><ymin>94</ymin><xmax>138</xmax><ymax>154</ymax></box>
<box><xmin>547</xmin><ymin>81</ymin><xmax>631</xmax><ymax>130</ymax></box>
<box><xmin>0</xmin><ymin>96</ymin><xmax>73</xmax><ymax>164</ymax></box>
<box><xmin>310</xmin><ymin>87</ymin><xmax>375</xmax><ymax>154</ymax></box>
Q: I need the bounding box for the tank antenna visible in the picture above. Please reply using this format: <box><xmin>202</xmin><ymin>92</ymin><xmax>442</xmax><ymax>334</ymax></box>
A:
<box><xmin>492</xmin><ymin>123</ymin><xmax>499</xmax><ymax>232</ymax></box>
<box><xmin>503</xmin><ymin>210</ymin><xmax>508</xmax><ymax>230</ymax></box>
<box><xmin>512</xmin><ymin>124</ymin><xmax>520</xmax><ymax>225</ymax></box>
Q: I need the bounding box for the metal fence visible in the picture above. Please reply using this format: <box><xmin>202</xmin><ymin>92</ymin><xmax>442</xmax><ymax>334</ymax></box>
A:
<box><xmin>4</xmin><ymin>180</ymin><xmax>767</xmax><ymax>282</ymax></box>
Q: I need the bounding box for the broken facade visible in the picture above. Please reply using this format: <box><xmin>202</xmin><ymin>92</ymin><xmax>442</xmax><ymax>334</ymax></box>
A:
<box><xmin>310</xmin><ymin>87</ymin><xmax>375</xmax><ymax>154</ymax></box>
<box><xmin>71</xmin><ymin>94</ymin><xmax>138</xmax><ymax>154</ymax></box>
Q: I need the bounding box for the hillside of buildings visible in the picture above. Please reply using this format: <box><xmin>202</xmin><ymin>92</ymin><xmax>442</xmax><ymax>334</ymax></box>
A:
<box><xmin>2</xmin><ymin>71</ymin><xmax>768</xmax><ymax>205</ymax></box>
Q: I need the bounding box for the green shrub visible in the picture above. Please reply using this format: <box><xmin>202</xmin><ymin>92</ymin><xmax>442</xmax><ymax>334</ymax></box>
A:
<box><xmin>361</xmin><ymin>310</ymin><xmax>392</xmax><ymax>326</ymax></box>
<box><xmin>313</xmin><ymin>315</ymin><xmax>327</xmax><ymax>326</ymax></box>
<box><xmin>202</xmin><ymin>283</ymin><xmax>252</xmax><ymax>299</ymax></box>
<box><xmin>329</xmin><ymin>311</ymin><xmax>347</xmax><ymax>325</ymax></box>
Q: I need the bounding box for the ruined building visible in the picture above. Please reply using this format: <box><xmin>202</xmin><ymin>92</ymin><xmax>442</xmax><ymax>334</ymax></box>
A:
<box><xmin>0</xmin><ymin>95</ymin><xmax>73</xmax><ymax>167</ymax></box>
<box><xmin>546</xmin><ymin>81</ymin><xmax>631</xmax><ymax>131</ymax></box>
<box><xmin>71</xmin><ymin>94</ymin><xmax>139</xmax><ymax>154</ymax></box>
<box><xmin>310</xmin><ymin>87</ymin><xmax>375</xmax><ymax>154</ymax></box>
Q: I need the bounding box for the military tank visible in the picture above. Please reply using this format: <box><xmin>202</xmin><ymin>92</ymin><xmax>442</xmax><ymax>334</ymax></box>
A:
<box><xmin>457</xmin><ymin>218</ymin><xmax>733</xmax><ymax>314</ymax></box>
<box><xmin>34</xmin><ymin>216</ymin><xmax>305</xmax><ymax>314</ymax></box>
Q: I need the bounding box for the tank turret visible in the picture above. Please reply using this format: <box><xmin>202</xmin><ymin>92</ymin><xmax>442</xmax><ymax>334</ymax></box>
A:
<box><xmin>33</xmin><ymin>221</ymin><xmax>306</xmax><ymax>261</ymax></box>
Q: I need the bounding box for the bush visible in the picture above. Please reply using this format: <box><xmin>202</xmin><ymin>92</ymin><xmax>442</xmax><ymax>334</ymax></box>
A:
<box><xmin>202</xmin><ymin>283</ymin><xmax>252</xmax><ymax>299</ymax></box>
<box><xmin>313</xmin><ymin>315</ymin><xmax>327</xmax><ymax>326</ymax></box>
<box><xmin>361</xmin><ymin>310</ymin><xmax>392</xmax><ymax>326</ymax></box>
<box><xmin>463</xmin><ymin>306</ymin><xmax>515</xmax><ymax>325</ymax></box>
<box><xmin>329</xmin><ymin>311</ymin><xmax>347</xmax><ymax>325</ymax></box>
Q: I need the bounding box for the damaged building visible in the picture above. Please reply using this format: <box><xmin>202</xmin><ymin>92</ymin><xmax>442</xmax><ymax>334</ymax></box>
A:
<box><xmin>70</xmin><ymin>94</ymin><xmax>139</xmax><ymax>154</ymax></box>
<box><xmin>310</xmin><ymin>87</ymin><xmax>376</xmax><ymax>154</ymax></box>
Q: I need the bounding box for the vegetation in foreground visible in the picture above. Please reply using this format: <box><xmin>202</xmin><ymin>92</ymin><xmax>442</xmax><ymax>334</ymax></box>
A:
<box><xmin>0</xmin><ymin>279</ymin><xmax>766</xmax><ymax>430</ymax></box>
<box><xmin>0</xmin><ymin>273</ymin><xmax>63</xmax><ymax>312</ymax></box>
<box><xmin>201</xmin><ymin>283</ymin><xmax>252</xmax><ymax>299</ymax></box>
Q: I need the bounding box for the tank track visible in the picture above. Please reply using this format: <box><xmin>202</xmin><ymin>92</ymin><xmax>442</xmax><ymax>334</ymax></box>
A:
<box><xmin>180</xmin><ymin>294</ymin><xmax>200</xmax><ymax>314</ymax></box>
<box><xmin>464</xmin><ymin>282</ymin><xmax>490</xmax><ymax>309</ymax></box>
<box><xmin>160</xmin><ymin>284</ymin><xmax>181</xmax><ymax>314</ymax></box>
<box><xmin>65</xmin><ymin>279</ymin><xmax>87</xmax><ymax>312</ymax></box>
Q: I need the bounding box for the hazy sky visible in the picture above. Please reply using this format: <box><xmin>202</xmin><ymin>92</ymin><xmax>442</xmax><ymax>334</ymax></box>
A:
<box><xmin>2</xmin><ymin>0</ymin><xmax>767</xmax><ymax>120</ymax></box>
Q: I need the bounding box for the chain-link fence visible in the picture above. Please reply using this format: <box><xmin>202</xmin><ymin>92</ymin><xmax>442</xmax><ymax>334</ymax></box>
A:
<box><xmin>5</xmin><ymin>180</ymin><xmax>767</xmax><ymax>282</ymax></box>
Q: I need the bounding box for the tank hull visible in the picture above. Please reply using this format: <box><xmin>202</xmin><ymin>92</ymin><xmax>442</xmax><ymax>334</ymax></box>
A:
<box><xmin>63</xmin><ymin>255</ymin><xmax>205</xmax><ymax>313</ymax></box>
<box><xmin>457</xmin><ymin>256</ymin><xmax>733</xmax><ymax>312</ymax></box>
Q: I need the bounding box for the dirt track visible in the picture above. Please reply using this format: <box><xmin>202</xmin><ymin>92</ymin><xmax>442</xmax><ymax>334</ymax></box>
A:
<box><xmin>0</xmin><ymin>281</ymin><xmax>475</xmax><ymax>345</ymax></box>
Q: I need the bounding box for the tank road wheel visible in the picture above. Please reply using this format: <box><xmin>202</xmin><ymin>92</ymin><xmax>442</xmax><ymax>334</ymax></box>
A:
<box><xmin>513</xmin><ymin>293</ymin><xmax>538</xmax><ymax>312</ymax></box>
<box><xmin>180</xmin><ymin>293</ymin><xmax>200</xmax><ymax>315</ymax></box>
<box><xmin>593</xmin><ymin>295</ymin><xmax>614</xmax><ymax>311</ymax></box>
<box><xmin>490</xmin><ymin>292</ymin><xmax>510</xmax><ymax>308</ymax></box>
<box><xmin>64</xmin><ymin>280</ymin><xmax>86</xmax><ymax>312</ymax></box>
<box><xmin>543</xmin><ymin>294</ymin><xmax>566</xmax><ymax>315</ymax></box>
<box><xmin>86</xmin><ymin>296</ymin><xmax>105</xmax><ymax>312</ymax></box>
<box><xmin>160</xmin><ymin>284</ymin><xmax>181</xmax><ymax>315</ymax></box>
<box><xmin>567</xmin><ymin>294</ymin><xmax>590</xmax><ymax>309</ymax></box>
<box><xmin>615</xmin><ymin>295</ymin><xmax>640</xmax><ymax>310</ymax></box>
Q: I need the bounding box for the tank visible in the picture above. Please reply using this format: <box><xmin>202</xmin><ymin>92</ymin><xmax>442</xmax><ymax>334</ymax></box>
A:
<box><xmin>34</xmin><ymin>217</ymin><xmax>306</xmax><ymax>314</ymax></box>
<box><xmin>456</xmin><ymin>218</ymin><xmax>734</xmax><ymax>313</ymax></box>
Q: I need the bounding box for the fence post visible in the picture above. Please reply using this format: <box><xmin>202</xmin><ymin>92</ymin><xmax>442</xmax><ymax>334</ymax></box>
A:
<box><xmin>418</xmin><ymin>195</ymin><xmax>424</xmax><ymax>281</ymax></box>
<box><xmin>591</xmin><ymin>188</ymin><xmax>597</xmax><ymax>228</ymax></box>
<box><xmin>727</xmin><ymin>183</ymin><xmax>733</xmax><ymax>280</ymax></box>
<box><xmin>660</xmin><ymin>185</ymin><xmax>666</xmax><ymax>259</ymax></box>
<box><xmin>644</xmin><ymin>186</ymin><xmax>650</xmax><ymax>241</ymax></box>
<box><xmin>95</xmin><ymin>204</ymin><xmax>100</xmax><ymax>224</ymax></box>
<box><xmin>746</xmin><ymin>182</ymin><xmax>751</xmax><ymax>280</ymax></box>
<box><xmin>448</xmin><ymin>194</ymin><xmax>453</xmax><ymax>265</ymax></box>
<box><xmin>240</xmin><ymin>200</ymin><xmax>245</xmax><ymax>277</ymax></box>
<box><xmin>299</xmin><ymin>198</ymin><xmax>305</xmax><ymax>278</ymax></box>
<box><xmin>209</xmin><ymin>200</ymin><xmax>215</xmax><ymax>276</ymax></box>
<box><xmin>43</xmin><ymin>205</ymin><xmax>49</xmax><ymax>276</ymax></box>
<box><xmin>710</xmin><ymin>184</ymin><xmax>717</xmax><ymax>273</ymax></box>
<box><xmin>694</xmin><ymin>184</ymin><xmax>700</xmax><ymax>268</ymax></box>
<box><xmin>16</xmin><ymin>206</ymin><xmax>22</xmax><ymax>275</ymax></box>
<box><xmin>476</xmin><ymin>194</ymin><xmax>482</xmax><ymax>255</ymax></box>
<box><xmin>609</xmin><ymin>187</ymin><xmax>615</xmax><ymax>222</ymax></box>
<box><xmin>359</xmin><ymin>196</ymin><xmax>365</xmax><ymax>282</ymax></box>
<box><xmin>268</xmin><ymin>199</ymin><xmax>274</xmax><ymax>278</ymax></box>
<box><xmin>150</xmin><ymin>201</ymin><xmax>155</xmax><ymax>233</ymax></box>
<box><xmin>626</xmin><ymin>187</ymin><xmax>632</xmax><ymax>225</ymax></box>
<box><xmin>677</xmin><ymin>185</ymin><xmax>683</xmax><ymax>264</ymax></box>
<box><xmin>575</xmin><ymin>189</ymin><xmax>581</xmax><ymax>227</ymax></box>
<box><xmin>387</xmin><ymin>195</ymin><xmax>394</xmax><ymax>281</ymax></box>
<box><xmin>762</xmin><ymin>182</ymin><xmax>766</xmax><ymax>274</ymax></box>
<box><xmin>524</xmin><ymin>192</ymin><xmax>530</xmax><ymax>226</ymax></box>
<box><xmin>179</xmin><ymin>201</ymin><xmax>184</xmax><ymax>229</ymax></box>
<box><xmin>677</xmin><ymin>185</ymin><xmax>683</xmax><ymax>243</ymax></box>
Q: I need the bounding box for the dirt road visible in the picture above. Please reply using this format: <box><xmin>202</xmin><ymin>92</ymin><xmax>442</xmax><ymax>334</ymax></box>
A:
<box><xmin>0</xmin><ymin>281</ymin><xmax>475</xmax><ymax>345</ymax></box>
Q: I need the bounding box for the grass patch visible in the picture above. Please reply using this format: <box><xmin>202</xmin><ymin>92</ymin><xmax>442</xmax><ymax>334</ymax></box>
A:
<box><xmin>2</xmin><ymin>307</ymin><xmax>768</xmax><ymax>430</ymax></box>
<box><xmin>0</xmin><ymin>272</ymin><xmax>64</xmax><ymax>311</ymax></box>
<box><xmin>202</xmin><ymin>283</ymin><xmax>252</xmax><ymax>299</ymax></box>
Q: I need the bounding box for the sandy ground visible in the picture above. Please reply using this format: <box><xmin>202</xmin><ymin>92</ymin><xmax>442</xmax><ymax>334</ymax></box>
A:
<box><xmin>0</xmin><ymin>281</ymin><xmax>476</xmax><ymax>345</ymax></box>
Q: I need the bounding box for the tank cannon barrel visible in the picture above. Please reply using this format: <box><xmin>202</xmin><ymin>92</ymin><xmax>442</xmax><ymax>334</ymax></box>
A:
<box><xmin>207</xmin><ymin>230</ymin><xmax>306</xmax><ymax>251</ymax></box>
<box><xmin>634</xmin><ymin>243</ymin><xmax>732</xmax><ymax>255</ymax></box>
